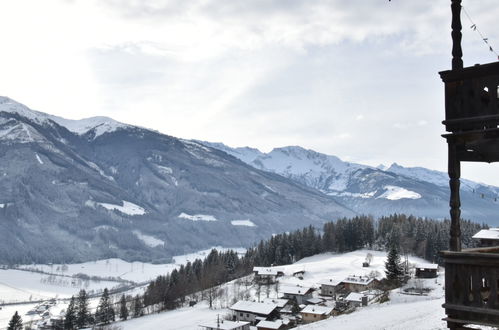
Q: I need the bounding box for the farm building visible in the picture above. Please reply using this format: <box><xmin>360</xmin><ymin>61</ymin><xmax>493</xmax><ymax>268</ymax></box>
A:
<box><xmin>253</xmin><ymin>267</ymin><xmax>284</xmax><ymax>283</ymax></box>
<box><xmin>230</xmin><ymin>301</ymin><xmax>279</xmax><ymax>324</ymax></box>
<box><xmin>341</xmin><ymin>275</ymin><xmax>378</xmax><ymax>292</ymax></box>
<box><xmin>415</xmin><ymin>263</ymin><xmax>438</xmax><ymax>278</ymax></box>
<box><xmin>300</xmin><ymin>305</ymin><xmax>335</xmax><ymax>324</ymax></box>
<box><xmin>472</xmin><ymin>228</ymin><xmax>499</xmax><ymax>247</ymax></box>
<box><xmin>256</xmin><ymin>319</ymin><xmax>289</xmax><ymax>330</ymax></box>
<box><xmin>344</xmin><ymin>292</ymin><xmax>368</xmax><ymax>307</ymax></box>
<box><xmin>280</xmin><ymin>285</ymin><xmax>313</xmax><ymax>305</ymax></box>
<box><xmin>318</xmin><ymin>278</ymin><xmax>342</xmax><ymax>297</ymax></box>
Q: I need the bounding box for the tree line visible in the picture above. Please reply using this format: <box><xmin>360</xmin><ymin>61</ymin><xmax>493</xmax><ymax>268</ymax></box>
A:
<box><xmin>142</xmin><ymin>214</ymin><xmax>485</xmax><ymax>312</ymax></box>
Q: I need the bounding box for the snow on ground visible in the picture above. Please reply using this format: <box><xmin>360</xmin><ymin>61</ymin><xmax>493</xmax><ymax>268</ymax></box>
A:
<box><xmin>0</xmin><ymin>269</ymin><xmax>120</xmax><ymax>303</ymax></box>
<box><xmin>117</xmin><ymin>302</ymin><xmax>228</xmax><ymax>330</ymax></box>
<box><xmin>178</xmin><ymin>213</ymin><xmax>218</xmax><ymax>221</ymax></box>
<box><xmin>97</xmin><ymin>200</ymin><xmax>146</xmax><ymax>216</ymax></box>
<box><xmin>231</xmin><ymin>220</ymin><xmax>256</xmax><ymax>227</ymax></box>
<box><xmin>17</xmin><ymin>247</ymin><xmax>246</xmax><ymax>284</ymax></box>
<box><xmin>378</xmin><ymin>185</ymin><xmax>421</xmax><ymax>200</ymax></box>
<box><xmin>132</xmin><ymin>231</ymin><xmax>164</xmax><ymax>248</ymax></box>
<box><xmin>35</xmin><ymin>153</ymin><xmax>43</xmax><ymax>165</ymax></box>
<box><xmin>0</xmin><ymin>303</ymin><xmax>38</xmax><ymax>329</ymax></box>
<box><xmin>299</xmin><ymin>296</ymin><xmax>447</xmax><ymax>330</ymax></box>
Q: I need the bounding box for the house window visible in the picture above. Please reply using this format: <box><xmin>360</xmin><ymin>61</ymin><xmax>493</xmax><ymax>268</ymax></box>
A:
<box><xmin>240</xmin><ymin>312</ymin><xmax>243</xmax><ymax>317</ymax></box>
<box><xmin>246</xmin><ymin>313</ymin><xmax>249</xmax><ymax>317</ymax></box>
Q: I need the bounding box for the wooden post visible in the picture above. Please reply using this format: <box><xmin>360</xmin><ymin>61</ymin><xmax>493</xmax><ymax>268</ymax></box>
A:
<box><xmin>449</xmin><ymin>143</ymin><xmax>461</xmax><ymax>251</ymax></box>
<box><xmin>451</xmin><ymin>0</ymin><xmax>463</xmax><ymax>70</ymax></box>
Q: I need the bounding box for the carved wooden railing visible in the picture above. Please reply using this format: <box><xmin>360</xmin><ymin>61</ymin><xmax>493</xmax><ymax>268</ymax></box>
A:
<box><xmin>441</xmin><ymin>247</ymin><xmax>499</xmax><ymax>327</ymax></box>
<box><xmin>440</xmin><ymin>62</ymin><xmax>499</xmax><ymax>133</ymax></box>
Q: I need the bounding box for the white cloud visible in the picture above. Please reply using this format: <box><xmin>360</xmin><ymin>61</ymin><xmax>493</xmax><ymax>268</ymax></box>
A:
<box><xmin>0</xmin><ymin>0</ymin><xmax>498</xmax><ymax>185</ymax></box>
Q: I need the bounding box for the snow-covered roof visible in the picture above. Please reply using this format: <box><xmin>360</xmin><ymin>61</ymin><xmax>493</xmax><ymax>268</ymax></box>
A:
<box><xmin>230</xmin><ymin>301</ymin><xmax>278</xmax><ymax>315</ymax></box>
<box><xmin>318</xmin><ymin>278</ymin><xmax>342</xmax><ymax>286</ymax></box>
<box><xmin>280</xmin><ymin>285</ymin><xmax>313</xmax><ymax>295</ymax></box>
<box><xmin>345</xmin><ymin>292</ymin><xmax>365</xmax><ymax>302</ymax></box>
<box><xmin>341</xmin><ymin>275</ymin><xmax>374</xmax><ymax>285</ymax></box>
<box><xmin>199</xmin><ymin>320</ymin><xmax>250</xmax><ymax>330</ymax></box>
<box><xmin>472</xmin><ymin>228</ymin><xmax>499</xmax><ymax>240</ymax></box>
<box><xmin>306</xmin><ymin>298</ymin><xmax>324</xmax><ymax>305</ymax></box>
<box><xmin>262</xmin><ymin>298</ymin><xmax>289</xmax><ymax>308</ymax></box>
<box><xmin>415</xmin><ymin>263</ymin><xmax>438</xmax><ymax>270</ymax></box>
<box><xmin>255</xmin><ymin>268</ymin><xmax>279</xmax><ymax>276</ymax></box>
<box><xmin>256</xmin><ymin>320</ymin><xmax>285</xmax><ymax>329</ymax></box>
<box><xmin>300</xmin><ymin>305</ymin><xmax>334</xmax><ymax>315</ymax></box>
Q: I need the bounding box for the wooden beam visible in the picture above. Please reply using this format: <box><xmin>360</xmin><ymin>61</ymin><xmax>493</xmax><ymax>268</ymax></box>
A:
<box><xmin>451</xmin><ymin>0</ymin><xmax>463</xmax><ymax>70</ymax></box>
<box><xmin>448</xmin><ymin>143</ymin><xmax>461</xmax><ymax>251</ymax></box>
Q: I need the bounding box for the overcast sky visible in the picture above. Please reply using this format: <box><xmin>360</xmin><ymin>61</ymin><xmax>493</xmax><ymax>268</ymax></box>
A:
<box><xmin>1</xmin><ymin>0</ymin><xmax>499</xmax><ymax>184</ymax></box>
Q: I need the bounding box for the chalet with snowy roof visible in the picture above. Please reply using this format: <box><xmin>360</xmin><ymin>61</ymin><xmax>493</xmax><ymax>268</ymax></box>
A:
<box><xmin>256</xmin><ymin>319</ymin><xmax>289</xmax><ymax>330</ymax></box>
<box><xmin>230</xmin><ymin>301</ymin><xmax>279</xmax><ymax>325</ymax></box>
<box><xmin>344</xmin><ymin>292</ymin><xmax>368</xmax><ymax>307</ymax></box>
<box><xmin>472</xmin><ymin>228</ymin><xmax>499</xmax><ymax>247</ymax></box>
<box><xmin>318</xmin><ymin>278</ymin><xmax>342</xmax><ymax>297</ymax></box>
<box><xmin>415</xmin><ymin>263</ymin><xmax>438</xmax><ymax>278</ymax></box>
<box><xmin>253</xmin><ymin>267</ymin><xmax>284</xmax><ymax>284</ymax></box>
<box><xmin>199</xmin><ymin>320</ymin><xmax>250</xmax><ymax>330</ymax></box>
<box><xmin>280</xmin><ymin>285</ymin><xmax>313</xmax><ymax>305</ymax></box>
<box><xmin>300</xmin><ymin>305</ymin><xmax>334</xmax><ymax>324</ymax></box>
<box><xmin>340</xmin><ymin>275</ymin><xmax>378</xmax><ymax>292</ymax></box>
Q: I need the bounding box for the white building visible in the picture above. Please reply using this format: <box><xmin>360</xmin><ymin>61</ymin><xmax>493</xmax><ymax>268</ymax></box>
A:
<box><xmin>230</xmin><ymin>301</ymin><xmax>279</xmax><ymax>324</ymax></box>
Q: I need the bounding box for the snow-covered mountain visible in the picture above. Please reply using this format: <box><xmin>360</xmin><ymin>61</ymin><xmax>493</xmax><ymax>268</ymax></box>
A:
<box><xmin>200</xmin><ymin>141</ymin><xmax>499</xmax><ymax>223</ymax></box>
<box><xmin>0</xmin><ymin>96</ymin><xmax>355</xmax><ymax>264</ymax></box>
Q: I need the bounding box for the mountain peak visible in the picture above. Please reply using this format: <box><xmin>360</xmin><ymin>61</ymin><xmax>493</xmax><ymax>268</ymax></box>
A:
<box><xmin>0</xmin><ymin>96</ymin><xmax>129</xmax><ymax>138</ymax></box>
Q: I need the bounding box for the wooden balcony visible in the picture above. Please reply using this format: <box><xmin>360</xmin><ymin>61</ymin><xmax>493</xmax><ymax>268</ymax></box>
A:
<box><xmin>440</xmin><ymin>62</ymin><xmax>499</xmax><ymax>162</ymax></box>
<box><xmin>441</xmin><ymin>247</ymin><xmax>499</xmax><ymax>328</ymax></box>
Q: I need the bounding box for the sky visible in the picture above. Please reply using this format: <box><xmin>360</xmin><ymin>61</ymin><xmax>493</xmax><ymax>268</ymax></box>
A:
<box><xmin>1</xmin><ymin>0</ymin><xmax>499</xmax><ymax>184</ymax></box>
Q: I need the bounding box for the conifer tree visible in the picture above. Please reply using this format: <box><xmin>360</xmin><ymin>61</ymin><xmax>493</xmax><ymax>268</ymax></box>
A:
<box><xmin>385</xmin><ymin>231</ymin><xmax>404</xmax><ymax>283</ymax></box>
<box><xmin>76</xmin><ymin>289</ymin><xmax>90</xmax><ymax>328</ymax></box>
<box><xmin>7</xmin><ymin>311</ymin><xmax>22</xmax><ymax>330</ymax></box>
<box><xmin>119</xmin><ymin>294</ymin><xmax>129</xmax><ymax>320</ymax></box>
<box><xmin>64</xmin><ymin>296</ymin><xmax>76</xmax><ymax>330</ymax></box>
<box><xmin>95</xmin><ymin>288</ymin><xmax>115</xmax><ymax>324</ymax></box>
<box><xmin>132</xmin><ymin>295</ymin><xmax>143</xmax><ymax>318</ymax></box>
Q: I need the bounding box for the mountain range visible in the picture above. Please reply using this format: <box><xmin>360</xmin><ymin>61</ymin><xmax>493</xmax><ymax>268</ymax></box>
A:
<box><xmin>0</xmin><ymin>96</ymin><xmax>353</xmax><ymax>264</ymax></box>
<box><xmin>1</xmin><ymin>96</ymin><xmax>497</xmax><ymax>264</ymax></box>
<box><xmin>199</xmin><ymin>142</ymin><xmax>499</xmax><ymax>224</ymax></box>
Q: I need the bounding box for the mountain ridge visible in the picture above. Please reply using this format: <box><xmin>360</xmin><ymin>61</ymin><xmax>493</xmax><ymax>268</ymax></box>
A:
<box><xmin>0</xmin><ymin>97</ymin><xmax>354</xmax><ymax>264</ymax></box>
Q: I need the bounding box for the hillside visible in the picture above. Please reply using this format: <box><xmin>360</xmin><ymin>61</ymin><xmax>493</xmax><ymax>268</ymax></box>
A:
<box><xmin>0</xmin><ymin>96</ymin><xmax>354</xmax><ymax>264</ymax></box>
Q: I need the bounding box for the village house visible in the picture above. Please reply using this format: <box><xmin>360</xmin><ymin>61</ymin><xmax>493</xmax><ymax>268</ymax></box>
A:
<box><xmin>300</xmin><ymin>305</ymin><xmax>335</xmax><ymax>324</ymax></box>
<box><xmin>199</xmin><ymin>320</ymin><xmax>251</xmax><ymax>330</ymax></box>
<box><xmin>230</xmin><ymin>301</ymin><xmax>279</xmax><ymax>325</ymax></box>
<box><xmin>415</xmin><ymin>263</ymin><xmax>438</xmax><ymax>278</ymax></box>
<box><xmin>318</xmin><ymin>278</ymin><xmax>342</xmax><ymax>297</ymax></box>
<box><xmin>472</xmin><ymin>228</ymin><xmax>499</xmax><ymax>247</ymax></box>
<box><xmin>253</xmin><ymin>267</ymin><xmax>284</xmax><ymax>284</ymax></box>
<box><xmin>280</xmin><ymin>285</ymin><xmax>313</xmax><ymax>305</ymax></box>
<box><xmin>256</xmin><ymin>319</ymin><xmax>289</xmax><ymax>330</ymax></box>
<box><xmin>340</xmin><ymin>275</ymin><xmax>378</xmax><ymax>292</ymax></box>
<box><xmin>344</xmin><ymin>292</ymin><xmax>368</xmax><ymax>308</ymax></box>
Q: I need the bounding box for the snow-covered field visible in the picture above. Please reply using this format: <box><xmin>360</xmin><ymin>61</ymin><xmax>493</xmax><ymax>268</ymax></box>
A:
<box><xmin>0</xmin><ymin>269</ymin><xmax>120</xmax><ymax>303</ymax></box>
<box><xmin>17</xmin><ymin>247</ymin><xmax>246</xmax><ymax>284</ymax></box>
